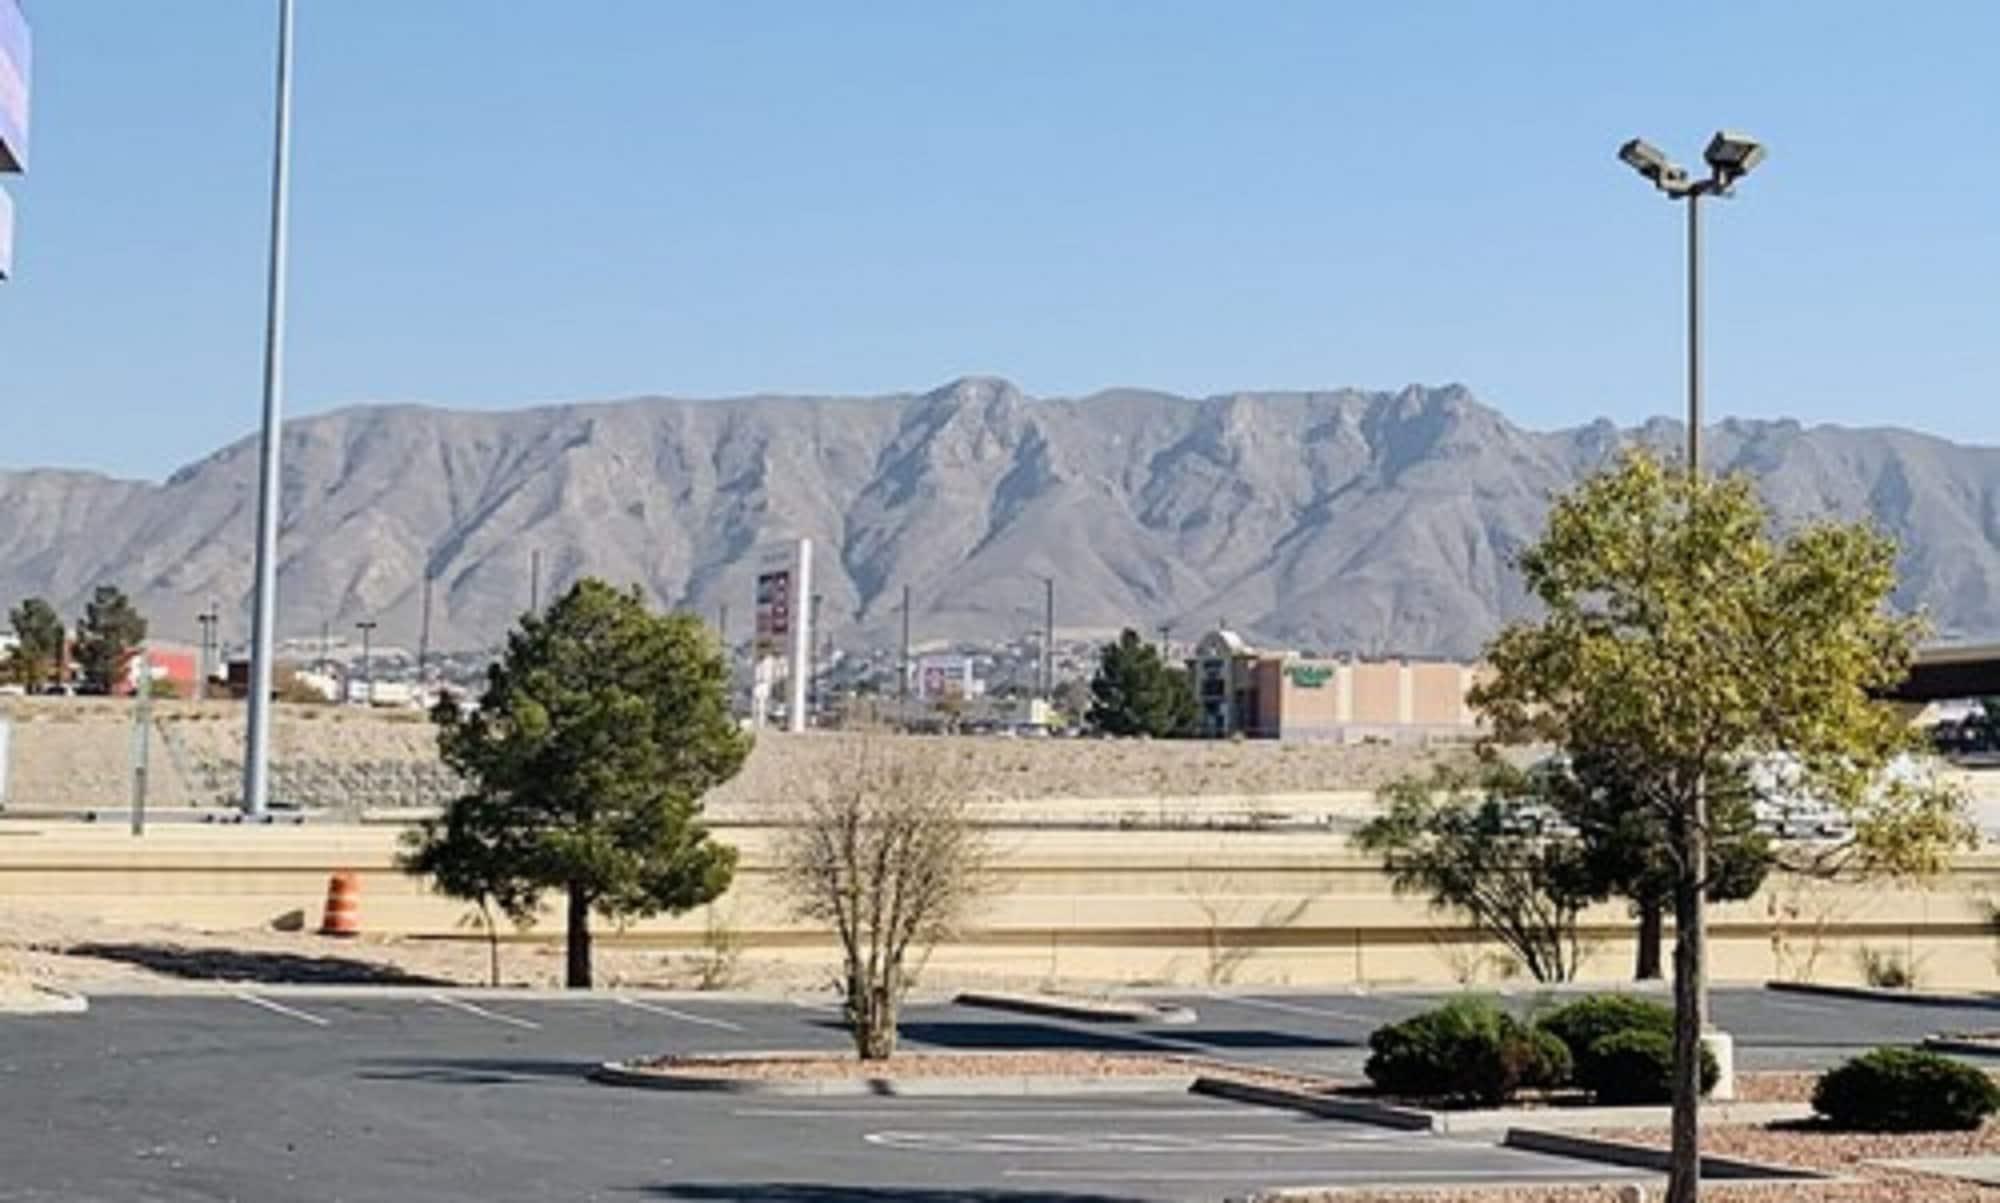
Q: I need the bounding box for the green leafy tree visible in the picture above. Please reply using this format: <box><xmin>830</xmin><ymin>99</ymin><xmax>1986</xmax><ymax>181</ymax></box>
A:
<box><xmin>1471</xmin><ymin>450</ymin><xmax>1971</xmax><ymax>1203</ymax></box>
<box><xmin>1358</xmin><ymin>762</ymin><xmax>1598</xmax><ymax>983</ymax></box>
<box><xmin>1087</xmin><ymin>629</ymin><xmax>1197</xmax><ymax>737</ymax></box>
<box><xmin>72</xmin><ymin>585</ymin><xmax>147</xmax><ymax>694</ymax></box>
<box><xmin>6</xmin><ymin>597</ymin><xmax>65</xmax><ymax>689</ymax></box>
<box><xmin>401</xmin><ymin>579</ymin><xmax>748</xmax><ymax>988</ymax></box>
<box><xmin>1544</xmin><ymin>753</ymin><xmax>1772</xmax><ymax>980</ymax></box>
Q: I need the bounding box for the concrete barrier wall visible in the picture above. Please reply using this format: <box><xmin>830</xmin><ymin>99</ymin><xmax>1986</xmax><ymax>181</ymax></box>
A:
<box><xmin>6</xmin><ymin>821</ymin><xmax>1998</xmax><ymax>989</ymax></box>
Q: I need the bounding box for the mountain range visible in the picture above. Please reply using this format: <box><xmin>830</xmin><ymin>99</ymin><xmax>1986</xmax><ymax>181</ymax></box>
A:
<box><xmin>3</xmin><ymin>377</ymin><xmax>1997</xmax><ymax>660</ymax></box>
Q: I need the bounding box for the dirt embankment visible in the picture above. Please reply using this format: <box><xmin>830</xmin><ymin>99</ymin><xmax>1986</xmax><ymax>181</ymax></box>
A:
<box><xmin>2</xmin><ymin>697</ymin><xmax>1461</xmax><ymax>813</ymax></box>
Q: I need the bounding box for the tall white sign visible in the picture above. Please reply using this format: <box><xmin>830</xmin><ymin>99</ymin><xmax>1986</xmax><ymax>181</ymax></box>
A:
<box><xmin>751</xmin><ymin>538</ymin><xmax>813</xmax><ymax>733</ymax></box>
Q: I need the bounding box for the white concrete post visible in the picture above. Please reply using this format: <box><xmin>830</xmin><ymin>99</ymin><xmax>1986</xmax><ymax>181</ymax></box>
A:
<box><xmin>787</xmin><ymin>538</ymin><xmax>812</xmax><ymax>734</ymax></box>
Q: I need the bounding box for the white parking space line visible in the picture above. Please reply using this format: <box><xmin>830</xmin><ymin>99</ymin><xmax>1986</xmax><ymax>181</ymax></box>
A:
<box><xmin>1210</xmin><ymin>993</ymin><xmax>1383</xmax><ymax>1024</ymax></box>
<box><xmin>737</xmin><ymin>1107</ymin><xmax>1291</xmax><ymax>1120</ymax></box>
<box><xmin>427</xmin><ymin>993</ymin><xmax>541</xmax><ymax>1030</ymax></box>
<box><xmin>1005</xmin><ymin>1167</ymin><xmax>1632</xmax><ymax>1182</ymax></box>
<box><xmin>231</xmin><ymin>991</ymin><xmax>331</xmax><ymax>1027</ymax></box>
<box><xmin>614</xmin><ymin>996</ymin><xmax>745</xmax><ymax>1032</ymax></box>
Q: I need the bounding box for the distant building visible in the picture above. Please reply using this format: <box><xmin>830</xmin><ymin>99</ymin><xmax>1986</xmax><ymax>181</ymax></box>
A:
<box><xmin>1188</xmin><ymin>627</ymin><xmax>1485</xmax><ymax>743</ymax></box>
<box><xmin>117</xmin><ymin>641</ymin><xmax>200</xmax><ymax>697</ymax></box>
<box><xmin>911</xmin><ymin>653</ymin><xmax>982</xmax><ymax>701</ymax></box>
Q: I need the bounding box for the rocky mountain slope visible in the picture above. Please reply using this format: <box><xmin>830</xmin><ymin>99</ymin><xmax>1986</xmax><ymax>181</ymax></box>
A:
<box><xmin>3</xmin><ymin>378</ymin><xmax>1997</xmax><ymax>659</ymax></box>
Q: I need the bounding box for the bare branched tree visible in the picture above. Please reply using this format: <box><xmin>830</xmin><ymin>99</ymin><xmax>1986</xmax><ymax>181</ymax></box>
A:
<box><xmin>775</xmin><ymin>741</ymin><xmax>991</xmax><ymax>1059</ymax></box>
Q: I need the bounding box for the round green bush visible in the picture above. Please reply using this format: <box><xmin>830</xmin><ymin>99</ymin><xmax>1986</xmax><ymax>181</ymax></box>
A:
<box><xmin>1538</xmin><ymin>994</ymin><xmax>1674</xmax><ymax>1082</ymax></box>
<box><xmin>1365</xmin><ymin>997</ymin><xmax>1571</xmax><ymax>1106</ymax></box>
<box><xmin>1813</xmin><ymin>1048</ymin><xmax>2000</xmax><ymax>1132</ymax></box>
<box><xmin>1581</xmin><ymin>1028</ymin><xmax>1719</xmax><ymax>1104</ymax></box>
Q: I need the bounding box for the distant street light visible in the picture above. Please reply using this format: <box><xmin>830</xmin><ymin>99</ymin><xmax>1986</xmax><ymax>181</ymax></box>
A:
<box><xmin>1616</xmin><ymin>130</ymin><xmax>1767</xmax><ymax>476</ymax></box>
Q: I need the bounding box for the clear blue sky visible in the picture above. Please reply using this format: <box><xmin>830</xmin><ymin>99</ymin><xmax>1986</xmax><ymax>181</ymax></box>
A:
<box><xmin>3</xmin><ymin>1</ymin><xmax>1996</xmax><ymax>479</ymax></box>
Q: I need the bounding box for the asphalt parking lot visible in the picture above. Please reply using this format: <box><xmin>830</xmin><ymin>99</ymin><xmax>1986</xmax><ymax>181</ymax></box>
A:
<box><xmin>1137</xmin><ymin>984</ymin><xmax>2000</xmax><ymax>1078</ymax></box>
<box><xmin>0</xmin><ymin>985</ymin><xmax>1986</xmax><ymax>1202</ymax></box>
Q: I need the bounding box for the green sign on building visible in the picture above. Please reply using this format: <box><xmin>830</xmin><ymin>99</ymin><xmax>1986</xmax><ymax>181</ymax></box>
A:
<box><xmin>1285</xmin><ymin>664</ymin><xmax>1334</xmax><ymax>688</ymax></box>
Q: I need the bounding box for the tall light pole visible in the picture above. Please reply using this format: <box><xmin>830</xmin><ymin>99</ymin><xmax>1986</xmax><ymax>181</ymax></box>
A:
<box><xmin>1618</xmin><ymin>128</ymin><xmax>1765</xmax><ymax>1203</ymax></box>
<box><xmin>1617</xmin><ymin>131</ymin><xmax>1767</xmax><ymax>476</ymax></box>
<box><xmin>240</xmin><ymin>0</ymin><xmax>297</xmax><ymax>818</ymax></box>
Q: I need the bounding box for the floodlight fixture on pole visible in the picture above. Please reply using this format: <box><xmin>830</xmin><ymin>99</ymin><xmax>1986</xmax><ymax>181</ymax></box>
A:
<box><xmin>1614</xmin><ymin>128</ymin><xmax>1767</xmax><ymax>476</ymax></box>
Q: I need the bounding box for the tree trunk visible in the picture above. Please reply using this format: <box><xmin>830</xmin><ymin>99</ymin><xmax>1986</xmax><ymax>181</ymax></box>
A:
<box><xmin>851</xmin><ymin>978</ymin><xmax>898</xmax><ymax>1061</ymax></box>
<box><xmin>1636</xmin><ymin>896</ymin><xmax>1665</xmax><ymax>980</ymax></box>
<box><xmin>565</xmin><ymin>884</ymin><xmax>593</xmax><ymax>990</ymax></box>
<box><xmin>1668</xmin><ymin>798</ymin><xmax>1709</xmax><ymax>1203</ymax></box>
<box><xmin>481</xmin><ymin>900</ymin><xmax>502</xmax><ymax>988</ymax></box>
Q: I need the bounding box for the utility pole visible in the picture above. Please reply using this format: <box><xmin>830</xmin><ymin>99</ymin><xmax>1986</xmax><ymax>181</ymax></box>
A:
<box><xmin>1157</xmin><ymin>622</ymin><xmax>1173</xmax><ymax>658</ymax></box>
<box><xmin>809</xmin><ymin>593</ymin><xmax>824</xmax><ymax>723</ymax></box>
<box><xmin>195</xmin><ymin>605</ymin><xmax>219</xmax><ymax>702</ymax></box>
<box><xmin>130</xmin><ymin>648</ymin><xmax>152</xmax><ymax>836</ymax></box>
<box><xmin>1041</xmin><ymin>576</ymin><xmax>1055</xmax><ymax>702</ymax></box>
<box><xmin>417</xmin><ymin>569</ymin><xmax>434</xmax><ymax>681</ymax></box>
<box><xmin>529</xmin><ymin>549</ymin><xmax>541</xmax><ymax>615</ymax></box>
<box><xmin>898</xmin><ymin>584</ymin><xmax>912</xmax><ymax>704</ymax></box>
<box><xmin>319</xmin><ymin>619</ymin><xmax>330</xmax><ymax>677</ymax></box>
<box><xmin>355</xmin><ymin>620</ymin><xmax>377</xmax><ymax>706</ymax></box>
<box><xmin>240</xmin><ymin>0</ymin><xmax>297</xmax><ymax>819</ymax></box>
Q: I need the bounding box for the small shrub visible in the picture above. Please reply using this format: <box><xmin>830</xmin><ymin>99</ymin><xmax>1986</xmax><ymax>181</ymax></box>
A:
<box><xmin>1538</xmin><ymin>994</ymin><xmax>1717</xmax><ymax>1102</ymax></box>
<box><xmin>1365</xmin><ymin>996</ymin><xmax>1571</xmax><ymax>1105</ymax></box>
<box><xmin>1539</xmin><ymin>994</ymin><xmax>1672</xmax><ymax>1082</ymax></box>
<box><xmin>1540</xmin><ymin>993</ymin><xmax>1671</xmax><ymax>1048</ymax></box>
<box><xmin>1813</xmin><ymin>1048</ymin><xmax>2000</xmax><ymax>1132</ymax></box>
<box><xmin>1583</xmin><ymin>1029</ymin><xmax>1719</xmax><ymax>1104</ymax></box>
<box><xmin>1857</xmin><ymin>946</ymin><xmax>1919</xmax><ymax>990</ymax></box>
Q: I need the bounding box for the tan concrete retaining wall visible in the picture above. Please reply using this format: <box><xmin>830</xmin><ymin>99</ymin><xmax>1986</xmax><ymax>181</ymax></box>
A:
<box><xmin>5</xmin><ymin>822</ymin><xmax>1998</xmax><ymax>989</ymax></box>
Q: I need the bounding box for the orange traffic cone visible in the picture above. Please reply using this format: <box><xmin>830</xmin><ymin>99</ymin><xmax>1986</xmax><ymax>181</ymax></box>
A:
<box><xmin>320</xmin><ymin>870</ymin><xmax>361</xmax><ymax>937</ymax></box>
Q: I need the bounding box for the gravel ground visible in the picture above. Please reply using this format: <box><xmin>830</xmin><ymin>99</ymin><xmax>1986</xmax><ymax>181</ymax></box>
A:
<box><xmin>0</xmin><ymin>906</ymin><xmax>1073</xmax><ymax>996</ymax></box>
<box><xmin>628</xmin><ymin>1050</ymin><xmax>1198</xmax><ymax>1080</ymax></box>
<box><xmin>1591</xmin><ymin>1120</ymin><xmax>2000</xmax><ymax>1203</ymax></box>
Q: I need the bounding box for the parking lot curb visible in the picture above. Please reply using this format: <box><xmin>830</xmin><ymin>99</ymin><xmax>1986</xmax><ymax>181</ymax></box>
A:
<box><xmin>0</xmin><ymin>985</ymin><xmax>88</xmax><ymax>1016</ymax></box>
<box><xmin>1766</xmin><ymin>979</ymin><xmax>2000</xmax><ymax>1009</ymax></box>
<box><xmin>953</xmin><ymin>990</ymin><xmax>1198</xmax><ymax>1025</ymax></box>
<box><xmin>1190</xmin><ymin>1077</ymin><xmax>1813</xmax><ymax>1134</ymax></box>
<box><xmin>1920</xmin><ymin>1035</ymin><xmax>2000</xmax><ymax>1057</ymax></box>
<box><xmin>1190</xmin><ymin>1077</ymin><xmax>1437</xmax><ymax>1131</ymax></box>
<box><xmin>591</xmin><ymin>1059</ymin><xmax>1198</xmax><ymax>1097</ymax></box>
<box><xmin>1502</xmin><ymin>1127</ymin><xmax>1828</xmax><ymax>1181</ymax></box>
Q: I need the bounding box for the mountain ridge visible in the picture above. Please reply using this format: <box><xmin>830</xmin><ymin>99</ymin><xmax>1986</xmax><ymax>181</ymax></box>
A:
<box><xmin>3</xmin><ymin>377</ymin><xmax>1996</xmax><ymax>660</ymax></box>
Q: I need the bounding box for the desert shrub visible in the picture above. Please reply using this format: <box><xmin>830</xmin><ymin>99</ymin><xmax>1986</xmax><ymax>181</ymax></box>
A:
<box><xmin>1539</xmin><ymin>994</ymin><xmax>1669</xmax><ymax>1082</ymax></box>
<box><xmin>1365</xmin><ymin>996</ymin><xmax>1571</xmax><ymax>1105</ymax></box>
<box><xmin>1857</xmin><ymin>946</ymin><xmax>1919</xmax><ymax>989</ymax></box>
<box><xmin>1813</xmin><ymin>1048</ymin><xmax>2000</xmax><ymax>1132</ymax></box>
<box><xmin>1582</xmin><ymin>1028</ymin><xmax>1719</xmax><ymax>1104</ymax></box>
<box><xmin>1538</xmin><ymin>994</ymin><xmax>1715</xmax><ymax>1102</ymax></box>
